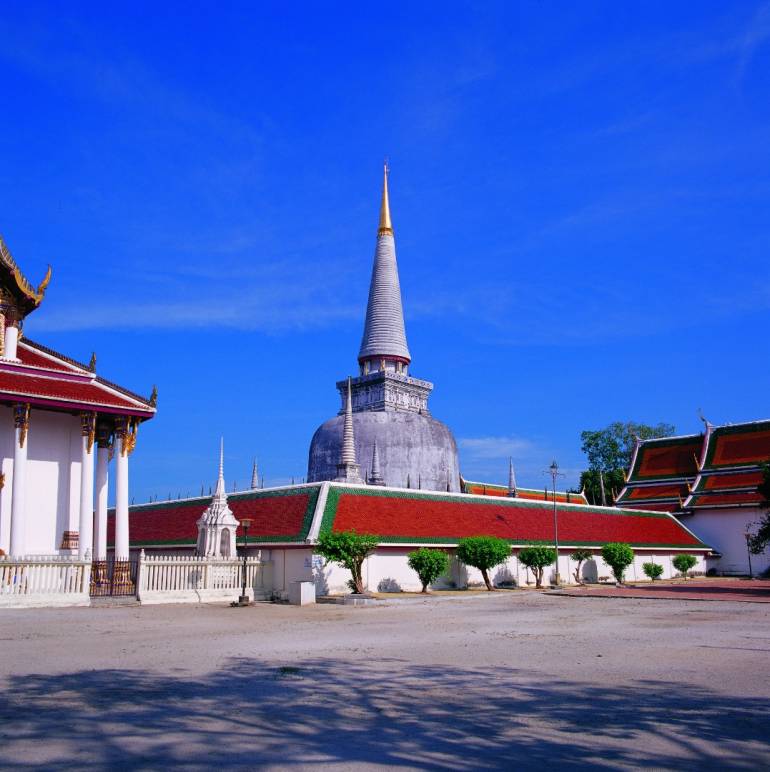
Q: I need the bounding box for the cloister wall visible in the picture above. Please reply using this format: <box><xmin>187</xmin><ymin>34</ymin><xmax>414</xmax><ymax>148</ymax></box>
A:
<box><xmin>274</xmin><ymin>547</ymin><xmax>709</xmax><ymax>596</ymax></box>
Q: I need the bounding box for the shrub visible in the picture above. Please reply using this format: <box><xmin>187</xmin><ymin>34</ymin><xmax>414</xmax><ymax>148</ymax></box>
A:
<box><xmin>673</xmin><ymin>553</ymin><xmax>697</xmax><ymax>579</ymax></box>
<box><xmin>642</xmin><ymin>562</ymin><xmax>664</xmax><ymax>581</ymax></box>
<box><xmin>601</xmin><ymin>542</ymin><xmax>635</xmax><ymax>584</ymax></box>
<box><xmin>407</xmin><ymin>548</ymin><xmax>449</xmax><ymax>593</ymax></box>
<box><xmin>570</xmin><ymin>548</ymin><xmax>593</xmax><ymax>584</ymax></box>
<box><xmin>519</xmin><ymin>544</ymin><xmax>557</xmax><ymax>588</ymax></box>
<box><xmin>456</xmin><ymin>536</ymin><xmax>511</xmax><ymax>591</ymax></box>
<box><xmin>316</xmin><ymin>530</ymin><xmax>379</xmax><ymax>594</ymax></box>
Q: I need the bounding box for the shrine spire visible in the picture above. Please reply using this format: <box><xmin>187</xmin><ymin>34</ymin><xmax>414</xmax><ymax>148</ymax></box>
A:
<box><xmin>358</xmin><ymin>164</ymin><xmax>411</xmax><ymax>367</ymax></box>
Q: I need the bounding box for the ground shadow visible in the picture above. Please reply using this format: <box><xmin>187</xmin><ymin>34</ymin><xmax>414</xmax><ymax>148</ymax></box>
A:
<box><xmin>0</xmin><ymin>657</ymin><xmax>767</xmax><ymax>769</ymax></box>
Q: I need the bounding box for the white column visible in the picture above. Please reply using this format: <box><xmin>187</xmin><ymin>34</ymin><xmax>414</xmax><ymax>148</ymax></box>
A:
<box><xmin>114</xmin><ymin>420</ymin><xmax>130</xmax><ymax>560</ymax></box>
<box><xmin>9</xmin><ymin>403</ymin><xmax>29</xmax><ymax>557</ymax></box>
<box><xmin>78</xmin><ymin>414</ymin><xmax>95</xmax><ymax>560</ymax></box>
<box><xmin>94</xmin><ymin>438</ymin><xmax>109</xmax><ymax>561</ymax></box>
<box><xmin>4</xmin><ymin>325</ymin><xmax>19</xmax><ymax>360</ymax></box>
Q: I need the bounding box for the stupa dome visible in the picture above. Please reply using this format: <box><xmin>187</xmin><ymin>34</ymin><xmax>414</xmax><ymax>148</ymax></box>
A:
<box><xmin>308</xmin><ymin>410</ymin><xmax>460</xmax><ymax>491</ymax></box>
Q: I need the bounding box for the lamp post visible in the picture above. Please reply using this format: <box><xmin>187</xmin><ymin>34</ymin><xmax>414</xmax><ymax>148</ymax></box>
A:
<box><xmin>745</xmin><ymin>530</ymin><xmax>754</xmax><ymax>579</ymax></box>
<box><xmin>544</xmin><ymin>460</ymin><xmax>565</xmax><ymax>586</ymax></box>
<box><xmin>238</xmin><ymin>518</ymin><xmax>253</xmax><ymax>606</ymax></box>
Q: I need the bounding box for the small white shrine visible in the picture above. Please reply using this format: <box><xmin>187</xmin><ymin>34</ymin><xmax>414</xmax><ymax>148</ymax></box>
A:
<box><xmin>196</xmin><ymin>440</ymin><xmax>239</xmax><ymax>558</ymax></box>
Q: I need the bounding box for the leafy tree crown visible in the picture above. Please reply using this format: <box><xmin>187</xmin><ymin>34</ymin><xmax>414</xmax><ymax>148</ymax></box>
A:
<box><xmin>570</xmin><ymin>548</ymin><xmax>593</xmax><ymax>563</ymax></box>
<box><xmin>642</xmin><ymin>562</ymin><xmax>664</xmax><ymax>580</ymax></box>
<box><xmin>456</xmin><ymin>536</ymin><xmax>511</xmax><ymax>571</ymax></box>
<box><xmin>316</xmin><ymin>530</ymin><xmax>379</xmax><ymax>568</ymax></box>
<box><xmin>673</xmin><ymin>554</ymin><xmax>697</xmax><ymax>574</ymax></box>
<box><xmin>407</xmin><ymin>549</ymin><xmax>449</xmax><ymax>589</ymax></box>
<box><xmin>601</xmin><ymin>542</ymin><xmax>635</xmax><ymax>582</ymax></box>
<box><xmin>518</xmin><ymin>544</ymin><xmax>557</xmax><ymax>569</ymax></box>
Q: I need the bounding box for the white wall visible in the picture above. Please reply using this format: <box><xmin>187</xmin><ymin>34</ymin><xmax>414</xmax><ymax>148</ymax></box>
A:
<box><xmin>0</xmin><ymin>407</ymin><xmax>82</xmax><ymax>555</ymax></box>
<box><xmin>295</xmin><ymin>546</ymin><xmax>709</xmax><ymax>595</ymax></box>
<box><xmin>684</xmin><ymin>510</ymin><xmax>770</xmax><ymax>576</ymax></box>
<box><xmin>0</xmin><ymin>407</ymin><xmax>13</xmax><ymax>552</ymax></box>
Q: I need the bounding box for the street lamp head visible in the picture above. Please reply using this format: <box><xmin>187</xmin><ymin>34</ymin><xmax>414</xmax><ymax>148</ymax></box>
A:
<box><xmin>550</xmin><ymin>460</ymin><xmax>558</xmax><ymax>474</ymax></box>
<box><xmin>241</xmin><ymin>518</ymin><xmax>253</xmax><ymax>531</ymax></box>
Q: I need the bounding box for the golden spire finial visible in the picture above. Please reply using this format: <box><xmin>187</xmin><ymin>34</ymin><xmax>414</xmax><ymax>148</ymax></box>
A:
<box><xmin>378</xmin><ymin>160</ymin><xmax>393</xmax><ymax>236</ymax></box>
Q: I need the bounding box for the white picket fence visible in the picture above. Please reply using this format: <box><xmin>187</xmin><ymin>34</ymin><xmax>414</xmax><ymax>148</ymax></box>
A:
<box><xmin>0</xmin><ymin>555</ymin><xmax>91</xmax><ymax>608</ymax></box>
<box><xmin>136</xmin><ymin>551</ymin><xmax>273</xmax><ymax>605</ymax></box>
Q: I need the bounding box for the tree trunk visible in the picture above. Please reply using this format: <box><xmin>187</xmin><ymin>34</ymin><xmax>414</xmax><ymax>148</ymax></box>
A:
<box><xmin>481</xmin><ymin>568</ymin><xmax>494</xmax><ymax>591</ymax></box>
<box><xmin>574</xmin><ymin>561</ymin><xmax>583</xmax><ymax>584</ymax></box>
<box><xmin>421</xmin><ymin>583</ymin><xmax>428</xmax><ymax>593</ymax></box>
<box><xmin>535</xmin><ymin>568</ymin><xmax>542</xmax><ymax>588</ymax></box>
<box><xmin>353</xmin><ymin>561</ymin><xmax>365</xmax><ymax>594</ymax></box>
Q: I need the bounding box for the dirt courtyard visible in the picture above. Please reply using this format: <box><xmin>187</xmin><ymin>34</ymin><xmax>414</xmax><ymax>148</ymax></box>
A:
<box><xmin>1</xmin><ymin>592</ymin><xmax>768</xmax><ymax>770</ymax></box>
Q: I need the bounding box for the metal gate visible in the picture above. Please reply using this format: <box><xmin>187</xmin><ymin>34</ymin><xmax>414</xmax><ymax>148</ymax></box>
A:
<box><xmin>90</xmin><ymin>556</ymin><xmax>138</xmax><ymax>597</ymax></box>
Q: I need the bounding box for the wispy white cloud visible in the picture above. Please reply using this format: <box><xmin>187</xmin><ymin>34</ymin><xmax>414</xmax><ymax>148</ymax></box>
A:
<box><xmin>458</xmin><ymin>435</ymin><xmax>536</xmax><ymax>459</ymax></box>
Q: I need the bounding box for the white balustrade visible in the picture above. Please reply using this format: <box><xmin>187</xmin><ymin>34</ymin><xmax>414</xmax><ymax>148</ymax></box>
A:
<box><xmin>0</xmin><ymin>555</ymin><xmax>91</xmax><ymax>608</ymax></box>
<box><xmin>136</xmin><ymin>551</ymin><xmax>272</xmax><ymax>605</ymax></box>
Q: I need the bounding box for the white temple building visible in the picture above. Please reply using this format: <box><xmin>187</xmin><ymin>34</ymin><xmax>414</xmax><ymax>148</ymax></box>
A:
<box><xmin>0</xmin><ymin>235</ymin><xmax>156</xmax><ymax>560</ymax></box>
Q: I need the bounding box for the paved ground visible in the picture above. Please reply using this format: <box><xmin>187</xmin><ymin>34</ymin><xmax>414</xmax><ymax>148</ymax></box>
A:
<box><xmin>554</xmin><ymin>578</ymin><xmax>770</xmax><ymax>603</ymax></box>
<box><xmin>1</xmin><ymin>592</ymin><xmax>769</xmax><ymax>770</ymax></box>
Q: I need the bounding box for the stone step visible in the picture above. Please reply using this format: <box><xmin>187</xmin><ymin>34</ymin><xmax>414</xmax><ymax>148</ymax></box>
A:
<box><xmin>90</xmin><ymin>595</ymin><xmax>140</xmax><ymax>608</ymax></box>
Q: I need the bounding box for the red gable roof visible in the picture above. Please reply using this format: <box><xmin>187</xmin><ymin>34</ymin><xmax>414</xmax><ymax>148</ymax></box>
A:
<box><xmin>627</xmin><ymin>435</ymin><xmax>702</xmax><ymax>481</ymax></box>
<box><xmin>683</xmin><ymin>421</ymin><xmax>770</xmax><ymax>509</ymax></box>
<box><xmin>702</xmin><ymin>421</ymin><xmax>770</xmax><ymax>469</ymax></box>
<box><xmin>319</xmin><ymin>486</ymin><xmax>707</xmax><ymax>549</ymax></box>
<box><xmin>616</xmin><ymin>434</ymin><xmax>703</xmax><ymax>513</ymax></box>
<box><xmin>0</xmin><ymin>340</ymin><xmax>155</xmax><ymax>417</ymax></box>
<box><xmin>109</xmin><ymin>486</ymin><xmax>320</xmax><ymax>547</ymax></box>
<box><xmin>461</xmin><ymin>479</ymin><xmax>588</xmax><ymax>505</ymax></box>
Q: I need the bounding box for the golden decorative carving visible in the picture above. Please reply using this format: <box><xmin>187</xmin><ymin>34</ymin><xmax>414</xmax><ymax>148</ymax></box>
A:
<box><xmin>37</xmin><ymin>265</ymin><xmax>52</xmax><ymax>295</ymax></box>
<box><xmin>149</xmin><ymin>385</ymin><xmax>158</xmax><ymax>408</ymax></box>
<box><xmin>13</xmin><ymin>403</ymin><xmax>30</xmax><ymax>448</ymax></box>
<box><xmin>125</xmin><ymin>418</ymin><xmax>139</xmax><ymax>456</ymax></box>
<box><xmin>80</xmin><ymin>411</ymin><xmax>97</xmax><ymax>453</ymax></box>
<box><xmin>0</xmin><ymin>235</ymin><xmax>52</xmax><ymax>305</ymax></box>
<box><xmin>89</xmin><ymin>352</ymin><xmax>97</xmax><ymax>372</ymax></box>
<box><xmin>0</xmin><ymin>471</ymin><xmax>5</xmax><ymax>490</ymax></box>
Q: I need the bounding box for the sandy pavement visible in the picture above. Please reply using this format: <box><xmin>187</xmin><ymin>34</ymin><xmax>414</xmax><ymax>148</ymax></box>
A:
<box><xmin>0</xmin><ymin>592</ymin><xmax>768</xmax><ymax>770</ymax></box>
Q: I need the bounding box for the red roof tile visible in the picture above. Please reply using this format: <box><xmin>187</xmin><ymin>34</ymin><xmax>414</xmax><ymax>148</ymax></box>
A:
<box><xmin>322</xmin><ymin>488</ymin><xmax>707</xmax><ymax>548</ymax></box>
<box><xmin>630</xmin><ymin>436</ymin><xmax>702</xmax><ymax>481</ymax></box>
<box><xmin>0</xmin><ymin>369</ymin><xmax>151</xmax><ymax>413</ymax></box>
<box><xmin>109</xmin><ymin>487</ymin><xmax>319</xmax><ymax>546</ymax></box>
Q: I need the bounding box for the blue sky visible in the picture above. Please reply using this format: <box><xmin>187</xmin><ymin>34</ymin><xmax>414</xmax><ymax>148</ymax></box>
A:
<box><xmin>1</xmin><ymin>2</ymin><xmax>769</xmax><ymax>500</ymax></box>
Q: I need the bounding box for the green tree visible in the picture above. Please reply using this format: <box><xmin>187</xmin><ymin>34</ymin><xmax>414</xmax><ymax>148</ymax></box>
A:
<box><xmin>673</xmin><ymin>553</ymin><xmax>697</xmax><ymax>579</ymax></box>
<box><xmin>407</xmin><ymin>548</ymin><xmax>449</xmax><ymax>593</ymax></box>
<box><xmin>518</xmin><ymin>544</ymin><xmax>557</xmax><ymax>588</ymax></box>
<box><xmin>456</xmin><ymin>536</ymin><xmax>511</xmax><ymax>591</ymax></box>
<box><xmin>579</xmin><ymin>422</ymin><xmax>675</xmax><ymax>505</ymax></box>
<box><xmin>748</xmin><ymin>463</ymin><xmax>770</xmax><ymax>555</ymax></box>
<box><xmin>601</xmin><ymin>542</ymin><xmax>635</xmax><ymax>584</ymax></box>
<box><xmin>570</xmin><ymin>548</ymin><xmax>593</xmax><ymax>584</ymax></box>
<box><xmin>316</xmin><ymin>530</ymin><xmax>379</xmax><ymax>595</ymax></box>
<box><xmin>642</xmin><ymin>562</ymin><xmax>664</xmax><ymax>581</ymax></box>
